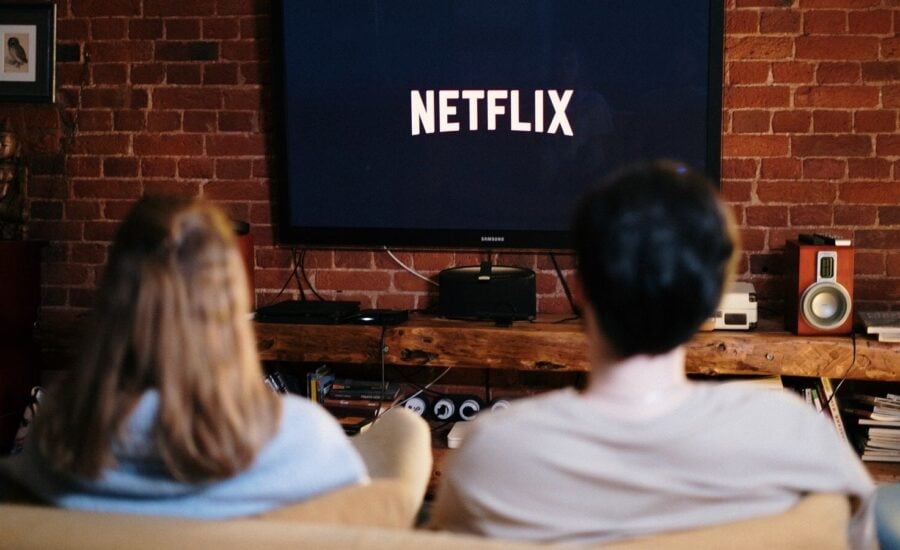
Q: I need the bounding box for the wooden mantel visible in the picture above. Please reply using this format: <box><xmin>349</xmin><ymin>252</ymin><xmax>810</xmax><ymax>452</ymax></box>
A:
<box><xmin>256</xmin><ymin>315</ymin><xmax>899</xmax><ymax>381</ymax></box>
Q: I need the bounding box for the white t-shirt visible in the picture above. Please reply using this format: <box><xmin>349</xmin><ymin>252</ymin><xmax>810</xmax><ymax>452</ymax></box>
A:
<box><xmin>431</xmin><ymin>384</ymin><xmax>875</xmax><ymax>549</ymax></box>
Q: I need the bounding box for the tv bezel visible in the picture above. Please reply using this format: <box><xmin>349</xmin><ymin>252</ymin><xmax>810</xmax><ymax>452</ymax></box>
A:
<box><xmin>272</xmin><ymin>0</ymin><xmax>724</xmax><ymax>251</ymax></box>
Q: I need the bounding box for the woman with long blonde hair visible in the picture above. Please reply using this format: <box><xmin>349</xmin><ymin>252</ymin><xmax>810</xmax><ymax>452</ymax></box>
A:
<box><xmin>0</xmin><ymin>196</ymin><xmax>367</xmax><ymax>517</ymax></box>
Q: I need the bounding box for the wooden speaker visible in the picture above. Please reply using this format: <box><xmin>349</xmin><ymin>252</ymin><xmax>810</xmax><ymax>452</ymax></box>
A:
<box><xmin>784</xmin><ymin>241</ymin><xmax>854</xmax><ymax>335</ymax></box>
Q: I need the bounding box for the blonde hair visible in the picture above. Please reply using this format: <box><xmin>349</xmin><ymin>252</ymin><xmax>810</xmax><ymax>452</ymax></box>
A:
<box><xmin>36</xmin><ymin>196</ymin><xmax>280</xmax><ymax>482</ymax></box>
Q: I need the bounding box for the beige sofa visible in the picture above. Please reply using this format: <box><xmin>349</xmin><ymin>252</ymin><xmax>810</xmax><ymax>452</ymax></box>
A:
<box><xmin>1</xmin><ymin>408</ymin><xmax>851</xmax><ymax>549</ymax></box>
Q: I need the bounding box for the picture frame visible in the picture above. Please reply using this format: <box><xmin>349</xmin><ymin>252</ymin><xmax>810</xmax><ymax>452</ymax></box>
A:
<box><xmin>0</xmin><ymin>4</ymin><xmax>55</xmax><ymax>103</ymax></box>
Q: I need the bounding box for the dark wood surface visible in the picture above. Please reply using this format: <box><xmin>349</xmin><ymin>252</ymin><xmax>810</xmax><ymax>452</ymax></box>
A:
<box><xmin>256</xmin><ymin>315</ymin><xmax>899</xmax><ymax>381</ymax></box>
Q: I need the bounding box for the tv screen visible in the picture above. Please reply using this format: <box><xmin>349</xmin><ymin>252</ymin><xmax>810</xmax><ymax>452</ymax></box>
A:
<box><xmin>275</xmin><ymin>1</ymin><xmax>723</xmax><ymax>249</ymax></box>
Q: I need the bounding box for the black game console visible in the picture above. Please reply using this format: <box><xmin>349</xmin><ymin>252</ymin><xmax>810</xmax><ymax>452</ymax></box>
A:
<box><xmin>255</xmin><ymin>300</ymin><xmax>360</xmax><ymax>324</ymax></box>
<box><xmin>438</xmin><ymin>263</ymin><xmax>536</xmax><ymax>322</ymax></box>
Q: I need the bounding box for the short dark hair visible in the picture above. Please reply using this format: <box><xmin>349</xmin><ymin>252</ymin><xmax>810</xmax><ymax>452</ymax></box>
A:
<box><xmin>574</xmin><ymin>160</ymin><xmax>738</xmax><ymax>358</ymax></box>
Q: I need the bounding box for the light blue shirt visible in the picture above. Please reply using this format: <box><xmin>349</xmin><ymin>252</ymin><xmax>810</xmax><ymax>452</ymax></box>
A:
<box><xmin>0</xmin><ymin>392</ymin><xmax>368</xmax><ymax>518</ymax></box>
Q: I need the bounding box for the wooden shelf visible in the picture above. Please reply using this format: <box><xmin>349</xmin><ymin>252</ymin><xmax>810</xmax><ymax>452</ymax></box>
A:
<box><xmin>256</xmin><ymin>314</ymin><xmax>900</xmax><ymax>381</ymax></box>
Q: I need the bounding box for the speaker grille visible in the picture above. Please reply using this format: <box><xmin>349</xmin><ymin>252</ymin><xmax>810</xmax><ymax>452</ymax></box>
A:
<box><xmin>800</xmin><ymin>282</ymin><xmax>851</xmax><ymax>330</ymax></box>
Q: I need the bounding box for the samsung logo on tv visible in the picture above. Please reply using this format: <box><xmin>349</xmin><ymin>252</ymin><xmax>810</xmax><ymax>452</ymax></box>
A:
<box><xmin>411</xmin><ymin>89</ymin><xmax>574</xmax><ymax>137</ymax></box>
<box><xmin>480</xmin><ymin>235</ymin><xmax>505</xmax><ymax>243</ymax></box>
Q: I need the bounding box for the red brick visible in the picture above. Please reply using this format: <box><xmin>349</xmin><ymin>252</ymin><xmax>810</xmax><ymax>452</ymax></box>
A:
<box><xmin>721</xmin><ymin>159</ymin><xmax>758</xmax><ymax>179</ymax></box>
<box><xmin>217</xmin><ymin>111</ymin><xmax>254</xmax><ymax>132</ymax></box>
<box><xmin>886</xmin><ymin>85</ymin><xmax>900</xmax><ymax>108</ymax></box>
<box><xmin>862</xmin><ymin>61</ymin><xmax>900</xmax><ymax>82</ymax></box>
<box><xmin>746</xmin><ymin>205</ymin><xmax>788</xmax><ymax>226</ymax></box>
<box><xmin>84</xmin><ymin>41</ymin><xmax>153</xmax><ymax>62</ymax></box>
<box><xmin>144</xmin><ymin>179</ymin><xmax>198</xmax><ymax>196</ymax></box>
<box><xmin>130</xmin><ymin>19</ymin><xmax>163</xmax><ymax>40</ymax></box>
<box><xmin>816</xmin><ymin>62</ymin><xmax>861</xmax><ymax>84</ymax></box>
<box><xmin>72</xmin><ymin>135</ymin><xmax>130</xmax><ymax>155</ymax></box>
<box><xmin>141</xmin><ymin>158</ymin><xmax>178</xmax><ymax>178</ymax></box>
<box><xmin>856</xmin><ymin>230</ymin><xmax>900</xmax><ymax>250</ymax></box>
<box><xmin>255</xmin><ymin>248</ymin><xmax>293</xmax><ymax>269</ymax></box>
<box><xmin>45</xmin><ymin>262</ymin><xmax>91</xmax><ymax>286</ymax></box>
<box><xmin>215</xmin><ymin>159</ymin><xmax>252</xmax><ymax>180</ymax></box>
<box><xmin>204</xmin><ymin>18</ymin><xmax>240</xmax><ymax>39</ymax></box>
<box><xmin>315</xmin><ymin>270</ymin><xmax>391</xmax><ymax>292</ymax></box>
<box><xmin>812</xmin><ymin>110</ymin><xmax>852</xmax><ymax>132</ymax></box>
<box><xmin>203</xmin><ymin>181</ymin><xmax>269</xmax><ymax>201</ymax></box>
<box><xmin>221</xmin><ymin>40</ymin><xmax>269</xmax><ymax>61</ymax></box>
<box><xmin>876</xmin><ymin>134</ymin><xmax>900</xmax><ymax>156</ymax></box>
<box><xmin>375</xmin><ymin>294</ymin><xmax>418</xmax><ymax>311</ymax></box>
<box><xmin>720</xmin><ymin>180</ymin><xmax>753</xmax><ymax>202</ymax></box>
<box><xmin>156</xmin><ymin>42</ymin><xmax>218</xmax><ymax>62</ymax></box>
<box><xmin>855</xmin><ymin>110</ymin><xmax>897</xmax><ymax>133</ymax></box>
<box><xmin>724</xmin><ymin>86</ymin><xmax>790</xmax><ymax>108</ymax></box>
<box><xmin>732</xmin><ymin>110</ymin><xmax>771</xmax><ymax>132</ymax></box>
<box><xmin>204</xmin><ymin>63</ymin><xmax>239</xmax><ymax>85</ymax></box>
<box><xmin>726</xmin><ymin>10</ymin><xmax>759</xmax><ymax>34</ymax></box>
<box><xmin>740</xmin><ymin>228</ymin><xmax>767</xmax><ymax>251</ymax></box>
<box><xmin>840</xmin><ymin>182</ymin><xmax>900</xmax><ymax>205</ymax></box>
<box><xmin>217</xmin><ymin>0</ymin><xmax>263</xmax><ymax>15</ymax></box>
<box><xmin>771</xmin><ymin>62</ymin><xmax>815</xmax><ymax>83</ymax></box>
<box><xmin>803</xmin><ymin>159</ymin><xmax>847</xmax><ymax>180</ymax></box>
<box><xmin>114</xmin><ymin>110</ymin><xmax>146</xmax><ymax>131</ymax></box>
<box><xmin>103</xmin><ymin>157</ymin><xmax>139</xmax><ymax>177</ymax></box>
<box><xmin>154</xmin><ymin>87</ymin><xmax>222</xmax><ymax>110</ymax></box>
<box><xmin>71</xmin><ymin>0</ymin><xmax>142</xmax><ymax>17</ymax></box>
<box><xmin>133</xmin><ymin>135</ymin><xmax>204</xmax><ymax>156</ymax></box>
<box><xmin>883</xmin><ymin>37</ymin><xmax>900</xmax><ymax>59</ymax></box>
<box><xmin>792</xmin><ymin>135</ymin><xmax>871</xmax><ymax>157</ymax></box>
<box><xmin>251</xmin><ymin>159</ymin><xmax>270</xmax><ymax>178</ymax></box>
<box><xmin>889</xmin><ymin>254</ymin><xmax>900</xmax><ymax>278</ymax></box>
<box><xmin>67</xmin><ymin>157</ymin><xmax>102</xmax><ymax>178</ymax></box>
<box><xmin>178</xmin><ymin>158</ymin><xmax>214</xmax><ymax>179</ymax></box>
<box><xmin>849</xmin><ymin>10</ymin><xmax>893</xmax><ymax>34</ymax></box>
<box><xmin>334</xmin><ymin>251</ymin><xmax>375</xmax><ymax>270</ymax></box>
<box><xmin>722</xmin><ymin>135</ymin><xmax>789</xmax><ymax>157</ymax></box>
<box><xmin>73</xmin><ymin>179</ymin><xmax>142</xmax><ymax>199</ymax></box>
<box><xmin>163</xmin><ymin>20</ymin><xmax>201</xmax><ymax>40</ymax></box>
<box><xmin>146</xmin><ymin>111</ymin><xmax>181</xmax><ymax>132</ymax></box>
<box><xmin>28</xmin><ymin>221</ymin><xmax>84</xmax><ymax>242</ymax></box>
<box><xmin>223</xmin><ymin>89</ymin><xmax>263</xmax><ymax>110</ymax></box>
<box><xmin>206</xmin><ymin>135</ymin><xmax>267</xmax><ymax>156</ymax></box>
<box><xmin>66</xmin><ymin>201</ymin><xmax>102</xmax><ymax>221</ymax></box>
<box><xmin>795</xmin><ymin>86</ymin><xmax>879</xmax><ymax>108</ymax></box>
<box><xmin>855</xmin><ymin>252</ymin><xmax>885</xmax><ymax>276</ymax></box>
<box><xmin>761</xmin><ymin>158</ymin><xmax>802</xmax><ymax>179</ymax></box>
<box><xmin>802</xmin><ymin>11</ymin><xmax>847</xmax><ymax>34</ymax></box>
<box><xmin>726</xmin><ymin>204</ymin><xmax>745</xmax><ymax>225</ymax></box>
<box><xmin>848</xmin><ymin>158</ymin><xmax>892</xmax><ymax>179</ymax></box>
<box><xmin>146</xmin><ymin>0</ymin><xmax>217</xmax><ymax>16</ymax></box>
<box><xmin>725</xmin><ymin>36</ymin><xmax>793</xmax><ymax>59</ymax></box>
<box><xmin>771</xmin><ymin>111</ymin><xmax>811</xmax><ymax>133</ymax></box>
<box><xmin>881</xmin><ymin>207</ymin><xmax>900</xmax><ymax>225</ymax></box>
<box><xmin>183</xmin><ymin>111</ymin><xmax>217</xmax><ymax>132</ymax></box>
<box><xmin>835</xmin><ymin>205</ymin><xmax>877</xmax><ymax>225</ymax></box>
<box><xmin>104</xmin><ymin>201</ymin><xmax>135</xmax><ymax>220</ymax></box>
<box><xmin>92</xmin><ymin>63</ymin><xmax>128</xmax><ymax>84</ymax></box>
<box><xmin>790</xmin><ymin>204</ymin><xmax>834</xmax><ymax>226</ymax></box>
<box><xmin>166</xmin><ymin>64</ymin><xmax>202</xmax><ymax>85</ymax></box>
<box><xmin>796</xmin><ymin>36</ymin><xmax>879</xmax><ymax>60</ymax></box>
<box><xmin>71</xmin><ymin>243</ymin><xmax>108</xmax><ymax>265</ymax></box>
<box><xmin>239</xmin><ymin>16</ymin><xmax>269</xmax><ymax>40</ymax></box>
<box><xmin>239</xmin><ymin>62</ymin><xmax>269</xmax><ymax>85</ymax></box>
<box><xmin>92</xmin><ymin>18</ymin><xmax>127</xmax><ymax>40</ymax></box>
<box><xmin>77</xmin><ymin>111</ymin><xmax>113</xmax><ymax>131</ymax></box>
<box><xmin>58</xmin><ymin>19</ymin><xmax>90</xmax><ymax>41</ymax></box>
<box><xmin>759</xmin><ymin>9</ymin><xmax>801</xmax><ymax>33</ymax></box>
<box><xmin>30</xmin><ymin>200</ymin><xmax>64</xmax><ymax>221</ymax></box>
<box><xmin>82</xmin><ymin>88</ymin><xmax>135</xmax><ymax>109</ymax></box>
<box><xmin>757</xmin><ymin>181</ymin><xmax>837</xmax><ymax>203</ymax></box>
<box><xmin>84</xmin><ymin>221</ymin><xmax>123</xmax><ymax>242</ymax></box>
<box><xmin>131</xmin><ymin>63</ymin><xmax>165</xmax><ymax>84</ymax></box>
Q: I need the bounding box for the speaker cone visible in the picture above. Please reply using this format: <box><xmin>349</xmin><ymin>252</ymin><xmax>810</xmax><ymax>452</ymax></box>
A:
<box><xmin>800</xmin><ymin>282</ymin><xmax>851</xmax><ymax>330</ymax></box>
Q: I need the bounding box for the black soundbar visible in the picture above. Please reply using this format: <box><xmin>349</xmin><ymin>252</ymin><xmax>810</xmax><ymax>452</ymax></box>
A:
<box><xmin>255</xmin><ymin>300</ymin><xmax>361</xmax><ymax>325</ymax></box>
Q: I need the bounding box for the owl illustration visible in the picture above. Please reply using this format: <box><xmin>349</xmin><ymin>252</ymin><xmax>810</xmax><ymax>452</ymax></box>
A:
<box><xmin>6</xmin><ymin>37</ymin><xmax>27</xmax><ymax>68</ymax></box>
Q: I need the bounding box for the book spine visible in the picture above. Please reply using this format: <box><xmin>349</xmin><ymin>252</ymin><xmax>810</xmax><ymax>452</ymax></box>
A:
<box><xmin>821</xmin><ymin>378</ymin><xmax>850</xmax><ymax>445</ymax></box>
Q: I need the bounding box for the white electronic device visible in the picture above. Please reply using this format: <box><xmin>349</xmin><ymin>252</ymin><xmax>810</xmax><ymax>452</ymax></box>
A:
<box><xmin>709</xmin><ymin>281</ymin><xmax>758</xmax><ymax>330</ymax></box>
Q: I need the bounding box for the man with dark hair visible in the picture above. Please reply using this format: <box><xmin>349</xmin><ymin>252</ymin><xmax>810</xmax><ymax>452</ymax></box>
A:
<box><xmin>430</xmin><ymin>161</ymin><xmax>874</xmax><ymax>548</ymax></box>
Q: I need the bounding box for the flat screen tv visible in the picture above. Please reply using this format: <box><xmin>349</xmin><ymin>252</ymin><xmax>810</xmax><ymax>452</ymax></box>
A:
<box><xmin>275</xmin><ymin>1</ymin><xmax>724</xmax><ymax>249</ymax></box>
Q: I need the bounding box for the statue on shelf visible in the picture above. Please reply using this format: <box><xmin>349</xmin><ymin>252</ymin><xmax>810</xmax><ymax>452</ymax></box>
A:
<box><xmin>0</xmin><ymin>118</ymin><xmax>25</xmax><ymax>240</ymax></box>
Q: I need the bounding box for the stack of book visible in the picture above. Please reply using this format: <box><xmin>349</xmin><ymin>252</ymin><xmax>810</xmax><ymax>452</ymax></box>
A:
<box><xmin>323</xmin><ymin>379</ymin><xmax>402</xmax><ymax>435</ymax></box>
<box><xmin>307</xmin><ymin>365</ymin><xmax>335</xmax><ymax>403</ymax></box>
<box><xmin>782</xmin><ymin>376</ymin><xmax>850</xmax><ymax>445</ymax></box>
<box><xmin>843</xmin><ymin>392</ymin><xmax>900</xmax><ymax>462</ymax></box>
<box><xmin>858</xmin><ymin>311</ymin><xmax>900</xmax><ymax>343</ymax></box>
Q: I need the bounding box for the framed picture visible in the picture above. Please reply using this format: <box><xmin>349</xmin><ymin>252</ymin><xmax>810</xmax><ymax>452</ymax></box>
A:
<box><xmin>0</xmin><ymin>4</ymin><xmax>55</xmax><ymax>103</ymax></box>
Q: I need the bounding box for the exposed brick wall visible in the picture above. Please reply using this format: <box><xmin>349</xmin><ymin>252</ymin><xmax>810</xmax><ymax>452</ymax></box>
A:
<box><xmin>0</xmin><ymin>0</ymin><xmax>897</xmax><ymax>318</ymax></box>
